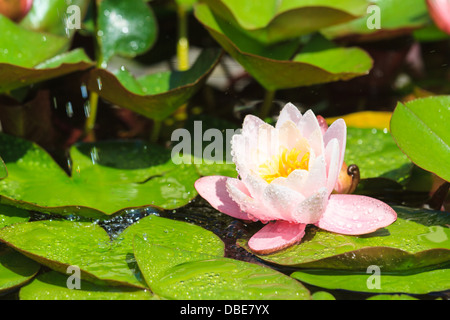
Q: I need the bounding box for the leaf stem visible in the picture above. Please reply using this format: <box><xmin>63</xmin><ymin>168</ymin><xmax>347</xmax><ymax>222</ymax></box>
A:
<box><xmin>150</xmin><ymin>120</ymin><xmax>162</xmax><ymax>143</ymax></box>
<box><xmin>259</xmin><ymin>89</ymin><xmax>276</xmax><ymax>120</ymax></box>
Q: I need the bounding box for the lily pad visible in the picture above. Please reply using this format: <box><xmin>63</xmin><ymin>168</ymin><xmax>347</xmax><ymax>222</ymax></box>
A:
<box><xmin>97</xmin><ymin>0</ymin><xmax>158</xmax><ymax>64</ymax></box>
<box><xmin>203</xmin><ymin>0</ymin><xmax>368</xmax><ymax>44</ymax></box>
<box><xmin>390</xmin><ymin>96</ymin><xmax>450</xmax><ymax>182</ymax></box>
<box><xmin>322</xmin><ymin>0</ymin><xmax>430</xmax><ymax>41</ymax></box>
<box><xmin>0</xmin><ymin>134</ymin><xmax>199</xmax><ymax>219</ymax></box>
<box><xmin>238</xmin><ymin>206</ymin><xmax>450</xmax><ymax>272</ymax></box>
<box><xmin>151</xmin><ymin>257</ymin><xmax>311</xmax><ymax>300</ymax></box>
<box><xmin>0</xmin><ymin>48</ymin><xmax>94</xmax><ymax>93</ymax></box>
<box><xmin>0</xmin><ymin>204</ymin><xmax>29</xmax><ymax>229</ymax></box>
<box><xmin>133</xmin><ymin>237</ymin><xmax>221</xmax><ymax>288</ymax></box>
<box><xmin>292</xmin><ymin>265</ymin><xmax>450</xmax><ymax>294</ymax></box>
<box><xmin>194</xmin><ymin>4</ymin><xmax>373</xmax><ymax>91</ymax></box>
<box><xmin>0</xmin><ymin>247</ymin><xmax>40</xmax><ymax>293</ymax></box>
<box><xmin>345</xmin><ymin>127</ymin><xmax>413</xmax><ymax>183</ymax></box>
<box><xmin>20</xmin><ymin>271</ymin><xmax>154</xmax><ymax>300</ymax></box>
<box><xmin>0</xmin><ymin>215</ymin><xmax>224</xmax><ymax>288</ymax></box>
<box><xmin>84</xmin><ymin>48</ymin><xmax>222</xmax><ymax>121</ymax></box>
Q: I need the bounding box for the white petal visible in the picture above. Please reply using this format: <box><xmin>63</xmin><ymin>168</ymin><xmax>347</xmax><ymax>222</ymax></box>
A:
<box><xmin>292</xmin><ymin>187</ymin><xmax>329</xmax><ymax>224</ymax></box>
<box><xmin>276</xmin><ymin>103</ymin><xmax>302</xmax><ymax>129</ymax></box>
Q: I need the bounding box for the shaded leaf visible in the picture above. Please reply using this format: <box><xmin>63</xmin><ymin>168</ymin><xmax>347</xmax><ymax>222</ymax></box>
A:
<box><xmin>0</xmin><ymin>247</ymin><xmax>40</xmax><ymax>293</ymax></box>
<box><xmin>97</xmin><ymin>0</ymin><xmax>158</xmax><ymax>64</ymax></box>
<box><xmin>20</xmin><ymin>271</ymin><xmax>154</xmax><ymax>300</ymax></box>
<box><xmin>292</xmin><ymin>265</ymin><xmax>450</xmax><ymax>294</ymax></box>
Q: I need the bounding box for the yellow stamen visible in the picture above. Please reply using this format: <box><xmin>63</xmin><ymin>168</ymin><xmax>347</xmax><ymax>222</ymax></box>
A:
<box><xmin>259</xmin><ymin>148</ymin><xmax>310</xmax><ymax>183</ymax></box>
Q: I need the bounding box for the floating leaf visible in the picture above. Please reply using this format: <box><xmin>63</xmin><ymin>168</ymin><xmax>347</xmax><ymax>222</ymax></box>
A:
<box><xmin>322</xmin><ymin>0</ymin><xmax>430</xmax><ymax>41</ymax></box>
<box><xmin>0</xmin><ymin>49</ymin><xmax>94</xmax><ymax>93</ymax></box>
<box><xmin>390</xmin><ymin>96</ymin><xmax>450</xmax><ymax>182</ymax></box>
<box><xmin>345</xmin><ymin>127</ymin><xmax>413</xmax><ymax>183</ymax></box>
<box><xmin>133</xmin><ymin>237</ymin><xmax>222</xmax><ymax>288</ymax></box>
<box><xmin>20</xmin><ymin>271</ymin><xmax>154</xmax><ymax>300</ymax></box>
<box><xmin>0</xmin><ymin>134</ymin><xmax>199</xmax><ymax>218</ymax></box>
<box><xmin>0</xmin><ymin>215</ymin><xmax>224</xmax><ymax>288</ymax></box>
<box><xmin>292</xmin><ymin>265</ymin><xmax>450</xmax><ymax>295</ymax></box>
<box><xmin>194</xmin><ymin>4</ymin><xmax>373</xmax><ymax>91</ymax></box>
<box><xmin>0</xmin><ymin>204</ymin><xmax>29</xmax><ymax>229</ymax></box>
<box><xmin>97</xmin><ymin>0</ymin><xmax>158</xmax><ymax>64</ymax></box>
<box><xmin>238</xmin><ymin>206</ymin><xmax>450</xmax><ymax>272</ymax></box>
<box><xmin>0</xmin><ymin>247</ymin><xmax>40</xmax><ymax>293</ymax></box>
<box><xmin>85</xmin><ymin>48</ymin><xmax>221</xmax><ymax>121</ymax></box>
<box><xmin>151</xmin><ymin>257</ymin><xmax>311</xmax><ymax>300</ymax></box>
<box><xmin>203</xmin><ymin>0</ymin><xmax>368</xmax><ymax>44</ymax></box>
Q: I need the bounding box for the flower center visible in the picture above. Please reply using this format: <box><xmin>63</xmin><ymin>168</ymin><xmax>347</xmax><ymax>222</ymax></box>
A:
<box><xmin>258</xmin><ymin>148</ymin><xmax>310</xmax><ymax>183</ymax></box>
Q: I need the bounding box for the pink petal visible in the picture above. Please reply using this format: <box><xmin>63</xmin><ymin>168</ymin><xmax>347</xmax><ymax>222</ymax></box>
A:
<box><xmin>194</xmin><ymin>176</ymin><xmax>251</xmax><ymax>220</ymax></box>
<box><xmin>292</xmin><ymin>187</ymin><xmax>329</xmax><ymax>224</ymax></box>
<box><xmin>324</xmin><ymin>118</ymin><xmax>346</xmax><ymax>172</ymax></box>
<box><xmin>248</xmin><ymin>220</ymin><xmax>307</xmax><ymax>254</ymax></box>
<box><xmin>316</xmin><ymin>194</ymin><xmax>397</xmax><ymax>235</ymax></box>
<box><xmin>324</xmin><ymin>138</ymin><xmax>341</xmax><ymax>194</ymax></box>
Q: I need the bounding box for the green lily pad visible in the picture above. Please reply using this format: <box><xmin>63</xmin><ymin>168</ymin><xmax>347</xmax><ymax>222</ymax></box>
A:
<box><xmin>366</xmin><ymin>294</ymin><xmax>419</xmax><ymax>300</ymax></box>
<box><xmin>292</xmin><ymin>265</ymin><xmax>450</xmax><ymax>295</ymax></box>
<box><xmin>238</xmin><ymin>206</ymin><xmax>450</xmax><ymax>272</ymax></box>
<box><xmin>390</xmin><ymin>96</ymin><xmax>450</xmax><ymax>183</ymax></box>
<box><xmin>20</xmin><ymin>271</ymin><xmax>154</xmax><ymax>300</ymax></box>
<box><xmin>203</xmin><ymin>0</ymin><xmax>368</xmax><ymax>44</ymax></box>
<box><xmin>0</xmin><ymin>215</ymin><xmax>224</xmax><ymax>288</ymax></box>
<box><xmin>322</xmin><ymin>0</ymin><xmax>430</xmax><ymax>41</ymax></box>
<box><xmin>0</xmin><ymin>134</ymin><xmax>199</xmax><ymax>219</ymax></box>
<box><xmin>0</xmin><ymin>49</ymin><xmax>94</xmax><ymax>93</ymax></box>
<box><xmin>0</xmin><ymin>15</ymin><xmax>68</xmax><ymax>68</ymax></box>
<box><xmin>345</xmin><ymin>127</ymin><xmax>413</xmax><ymax>183</ymax></box>
<box><xmin>0</xmin><ymin>247</ymin><xmax>40</xmax><ymax>293</ymax></box>
<box><xmin>0</xmin><ymin>204</ymin><xmax>29</xmax><ymax>229</ymax></box>
<box><xmin>133</xmin><ymin>237</ymin><xmax>222</xmax><ymax>288</ymax></box>
<box><xmin>85</xmin><ymin>48</ymin><xmax>222</xmax><ymax>121</ymax></box>
<box><xmin>194</xmin><ymin>4</ymin><xmax>373</xmax><ymax>91</ymax></box>
<box><xmin>97</xmin><ymin>0</ymin><xmax>158</xmax><ymax>64</ymax></box>
<box><xmin>151</xmin><ymin>257</ymin><xmax>311</xmax><ymax>300</ymax></box>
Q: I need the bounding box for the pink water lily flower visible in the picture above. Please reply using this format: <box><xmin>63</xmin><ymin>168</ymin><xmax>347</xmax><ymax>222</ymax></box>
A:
<box><xmin>195</xmin><ymin>103</ymin><xmax>397</xmax><ymax>254</ymax></box>
<box><xmin>0</xmin><ymin>0</ymin><xmax>33</xmax><ymax>21</ymax></box>
<box><xmin>426</xmin><ymin>0</ymin><xmax>450</xmax><ymax>34</ymax></box>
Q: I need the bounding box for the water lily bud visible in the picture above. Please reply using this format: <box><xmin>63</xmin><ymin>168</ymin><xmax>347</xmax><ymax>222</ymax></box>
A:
<box><xmin>0</xmin><ymin>0</ymin><xmax>33</xmax><ymax>22</ymax></box>
<box><xmin>426</xmin><ymin>0</ymin><xmax>450</xmax><ymax>35</ymax></box>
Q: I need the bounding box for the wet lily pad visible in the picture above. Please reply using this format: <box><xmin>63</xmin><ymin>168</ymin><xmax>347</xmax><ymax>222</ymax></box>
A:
<box><xmin>85</xmin><ymin>48</ymin><xmax>222</xmax><ymax>120</ymax></box>
<box><xmin>345</xmin><ymin>127</ymin><xmax>413</xmax><ymax>183</ymax></box>
<box><xmin>390</xmin><ymin>96</ymin><xmax>450</xmax><ymax>182</ymax></box>
<box><xmin>194</xmin><ymin>4</ymin><xmax>373</xmax><ymax>91</ymax></box>
<box><xmin>151</xmin><ymin>257</ymin><xmax>311</xmax><ymax>300</ymax></box>
<box><xmin>0</xmin><ymin>247</ymin><xmax>40</xmax><ymax>293</ymax></box>
<box><xmin>20</xmin><ymin>271</ymin><xmax>154</xmax><ymax>300</ymax></box>
<box><xmin>133</xmin><ymin>237</ymin><xmax>221</xmax><ymax>288</ymax></box>
<box><xmin>292</xmin><ymin>265</ymin><xmax>450</xmax><ymax>294</ymax></box>
<box><xmin>203</xmin><ymin>0</ymin><xmax>368</xmax><ymax>44</ymax></box>
<box><xmin>0</xmin><ymin>204</ymin><xmax>29</xmax><ymax>229</ymax></box>
<box><xmin>0</xmin><ymin>215</ymin><xmax>224</xmax><ymax>288</ymax></box>
<box><xmin>0</xmin><ymin>134</ymin><xmax>199</xmax><ymax>219</ymax></box>
<box><xmin>97</xmin><ymin>0</ymin><xmax>158</xmax><ymax>64</ymax></box>
<box><xmin>238</xmin><ymin>206</ymin><xmax>450</xmax><ymax>272</ymax></box>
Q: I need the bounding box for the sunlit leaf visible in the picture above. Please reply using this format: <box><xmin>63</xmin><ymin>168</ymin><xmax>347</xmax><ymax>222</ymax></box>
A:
<box><xmin>390</xmin><ymin>96</ymin><xmax>450</xmax><ymax>182</ymax></box>
<box><xmin>0</xmin><ymin>247</ymin><xmax>40</xmax><ymax>293</ymax></box>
